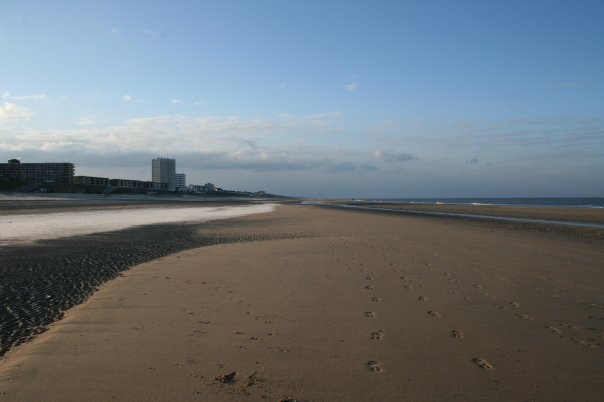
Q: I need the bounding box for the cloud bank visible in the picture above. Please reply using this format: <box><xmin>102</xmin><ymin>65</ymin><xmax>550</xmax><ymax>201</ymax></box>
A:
<box><xmin>0</xmin><ymin>103</ymin><xmax>32</xmax><ymax>121</ymax></box>
<box><xmin>0</xmin><ymin>112</ymin><xmax>417</xmax><ymax>176</ymax></box>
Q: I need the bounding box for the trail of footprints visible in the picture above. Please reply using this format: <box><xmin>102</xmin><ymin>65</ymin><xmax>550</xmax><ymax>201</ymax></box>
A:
<box><xmin>360</xmin><ymin>262</ymin><xmax>505</xmax><ymax>374</ymax></box>
<box><xmin>358</xmin><ymin>244</ymin><xmax>603</xmax><ymax>375</ymax></box>
<box><xmin>364</xmin><ymin>274</ymin><xmax>385</xmax><ymax>373</ymax></box>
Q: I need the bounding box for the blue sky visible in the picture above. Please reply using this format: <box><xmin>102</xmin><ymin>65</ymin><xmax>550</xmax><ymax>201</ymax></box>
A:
<box><xmin>1</xmin><ymin>0</ymin><xmax>603</xmax><ymax>197</ymax></box>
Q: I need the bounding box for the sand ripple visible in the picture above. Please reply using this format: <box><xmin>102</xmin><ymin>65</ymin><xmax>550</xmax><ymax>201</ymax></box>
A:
<box><xmin>0</xmin><ymin>221</ymin><xmax>295</xmax><ymax>357</ymax></box>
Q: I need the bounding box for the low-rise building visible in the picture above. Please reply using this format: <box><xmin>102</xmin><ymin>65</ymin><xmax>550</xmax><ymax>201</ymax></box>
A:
<box><xmin>0</xmin><ymin>159</ymin><xmax>74</xmax><ymax>183</ymax></box>
<box><xmin>74</xmin><ymin>176</ymin><xmax>110</xmax><ymax>186</ymax></box>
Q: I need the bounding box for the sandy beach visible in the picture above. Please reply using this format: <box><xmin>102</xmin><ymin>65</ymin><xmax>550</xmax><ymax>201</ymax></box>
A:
<box><xmin>0</xmin><ymin>204</ymin><xmax>602</xmax><ymax>401</ymax></box>
<box><xmin>324</xmin><ymin>200</ymin><xmax>604</xmax><ymax>225</ymax></box>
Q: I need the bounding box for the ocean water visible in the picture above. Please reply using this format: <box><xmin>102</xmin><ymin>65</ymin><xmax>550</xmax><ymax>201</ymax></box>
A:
<box><xmin>0</xmin><ymin>204</ymin><xmax>275</xmax><ymax>245</ymax></box>
<box><xmin>361</xmin><ymin>197</ymin><xmax>604</xmax><ymax>208</ymax></box>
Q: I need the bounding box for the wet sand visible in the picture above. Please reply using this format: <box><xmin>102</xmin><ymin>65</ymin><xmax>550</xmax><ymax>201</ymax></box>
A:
<box><xmin>327</xmin><ymin>200</ymin><xmax>604</xmax><ymax>225</ymax></box>
<box><xmin>0</xmin><ymin>194</ymin><xmax>267</xmax><ymax>216</ymax></box>
<box><xmin>0</xmin><ymin>205</ymin><xmax>602</xmax><ymax>401</ymax></box>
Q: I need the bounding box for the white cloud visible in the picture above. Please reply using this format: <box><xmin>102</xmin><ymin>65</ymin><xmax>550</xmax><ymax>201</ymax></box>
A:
<box><xmin>0</xmin><ymin>112</ymin><xmax>390</xmax><ymax>175</ymax></box>
<box><xmin>374</xmin><ymin>150</ymin><xmax>417</xmax><ymax>163</ymax></box>
<box><xmin>110</xmin><ymin>27</ymin><xmax>120</xmax><ymax>34</ymax></box>
<box><xmin>2</xmin><ymin>92</ymin><xmax>47</xmax><ymax>101</ymax></box>
<box><xmin>193</xmin><ymin>100</ymin><xmax>207</xmax><ymax>106</ymax></box>
<box><xmin>345</xmin><ymin>82</ymin><xmax>358</xmax><ymax>93</ymax></box>
<box><xmin>142</xmin><ymin>28</ymin><xmax>155</xmax><ymax>37</ymax></box>
<box><xmin>75</xmin><ymin>115</ymin><xmax>95</xmax><ymax>126</ymax></box>
<box><xmin>170</xmin><ymin>99</ymin><xmax>183</xmax><ymax>105</ymax></box>
<box><xmin>0</xmin><ymin>102</ymin><xmax>32</xmax><ymax>121</ymax></box>
<box><xmin>123</xmin><ymin>94</ymin><xmax>132</xmax><ymax>102</ymax></box>
<box><xmin>280</xmin><ymin>82</ymin><xmax>287</xmax><ymax>89</ymax></box>
<box><xmin>0</xmin><ymin>112</ymin><xmax>342</xmax><ymax>155</ymax></box>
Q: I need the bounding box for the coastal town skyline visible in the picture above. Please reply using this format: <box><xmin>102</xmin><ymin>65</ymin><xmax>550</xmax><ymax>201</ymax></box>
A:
<box><xmin>1</xmin><ymin>1</ymin><xmax>603</xmax><ymax>197</ymax></box>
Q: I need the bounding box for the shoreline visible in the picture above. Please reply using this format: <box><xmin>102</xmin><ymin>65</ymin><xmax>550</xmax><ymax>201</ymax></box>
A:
<box><xmin>0</xmin><ymin>205</ymin><xmax>602</xmax><ymax>400</ymax></box>
<box><xmin>308</xmin><ymin>202</ymin><xmax>604</xmax><ymax>231</ymax></box>
<box><xmin>0</xmin><ymin>194</ymin><xmax>279</xmax><ymax>216</ymax></box>
<box><xmin>319</xmin><ymin>200</ymin><xmax>604</xmax><ymax>225</ymax></box>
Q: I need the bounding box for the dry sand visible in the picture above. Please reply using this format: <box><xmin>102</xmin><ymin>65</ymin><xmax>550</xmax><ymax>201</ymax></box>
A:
<box><xmin>0</xmin><ymin>205</ymin><xmax>602</xmax><ymax>401</ymax></box>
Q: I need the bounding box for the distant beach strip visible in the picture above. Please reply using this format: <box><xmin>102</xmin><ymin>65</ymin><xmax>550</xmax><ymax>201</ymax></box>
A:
<box><xmin>305</xmin><ymin>202</ymin><xmax>604</xmax><ymax>230</ymax></box>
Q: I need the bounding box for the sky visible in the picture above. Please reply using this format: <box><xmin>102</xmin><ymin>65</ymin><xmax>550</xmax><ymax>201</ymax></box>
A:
<box><xmin>1</xmin><ymin>0</ymin><xmax>603</xmax><ymax>198</ymax></box>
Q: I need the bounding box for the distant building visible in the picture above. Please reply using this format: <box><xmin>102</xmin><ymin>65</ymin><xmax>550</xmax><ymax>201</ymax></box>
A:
<box><xmin>0</xmin><ymin>159</ymin><xmax>74</xmax><ymax>184</ymax></box>
<box><xmin>109</xmin><ymin>178</ymin><xmax>144</xmax><ymax>189</ymax></box>
<box><xmin>152</xmin><ymin>158</ymin><xmax>176</xmax><ymax>191</ymax></box>
<box><xmin>145</xmin><ymin>181</ymin><xmax>167</xmax><ymax>191</ymax></box>
<box><xmin>175</xmin><ymin>173</ymin><xmax>186</xmax><ymax>189</ymax></box>
<box><xmin>187</xmin><ymin>184</ymin><xmax>203</xmax><ymax>193</ymax></box>
<box><xmin>74</xmin><ymin>176</ymin><xmax>109</xmax><ymax>186</ymax></box>
<box><xmin>204</xmin><ymin>182</ymin><xmax>215</xmax><ymax>191</ymax></box>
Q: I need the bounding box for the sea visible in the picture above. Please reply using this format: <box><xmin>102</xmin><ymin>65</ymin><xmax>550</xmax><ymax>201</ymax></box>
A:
<box><xmin>359</xmin><ymin>197</ymin><xmax>604</xmax><ymax>208</ymax></box>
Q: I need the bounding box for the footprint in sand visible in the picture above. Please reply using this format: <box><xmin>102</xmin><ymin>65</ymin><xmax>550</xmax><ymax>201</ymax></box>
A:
<box><xmin>404</xmin><ymin>284</ymin><xmax>414</xmax><ymax>291</ymax></box>
<box><xmin>364</xmin><ymin>312</ymin><xmax>376</xmax><ymax>318</ymax></box>
<box><xmin>546</xmin><ymin>326</ymin><xmax>563</xmax><ymax>337</ymax></box>
<box><xmin>370</xmin><ymin>331</ymin><xmax>385</xmax><ymax>340</ymax></box>
<box><xmin>516</xmin><ymin>313</ymin><xmax>533</xmax><ymax>320</ymax></box>
<box><xmin>365</xmin><ymin>276</ymin><xmax>374</xmax><ymax>281</ymax></box>
<box><xmin>474</xmin><ymin>284</ymin><xmax>483</xmax><ymax>290</ymax></box>
<box><xmin>427</xmin><ymin>310</ymin><xmax>441</xmax><ymax>318</ymax></box>
<box><xmin>371</xmin><ymin>297</ymin><xmax>383</xmax><ymax>302</ymax></box>
<box><xmin>364</xmin><ymin>285</ymin><xmax>375</xmax><ymax>290</ymax></box>
<box><xmin>571</xmin><ymin>338</ymin><xmax>600</xmax><ymax>347</ymax></box>
<box><xmin>366</xmin><ymin>361</ymin><xmax>384</xmax><ymax>373</ymax></box>
<box><xmin>472</xmin><ymin>357</ymin><xmax>493</xmax><ymax>369</ymax></box>
<box><xmin>451</xmin><ymin>329</ymin><xmax>464</xmax><ymax>338</ymax></box>
<box><xmin>510</xmin><ymin>301</ymin><xmax>520</xmax><ymax>308</ymax></box>
<box><xmin>418</xmin><ymin>296</ymin><xmax>428</xmax><ymax>302</ymax></box>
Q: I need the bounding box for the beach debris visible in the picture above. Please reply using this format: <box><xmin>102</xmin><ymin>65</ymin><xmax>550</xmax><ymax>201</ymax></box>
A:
<box><xmin>472</xmin><ymin>358</ymin><xmax>493</xmax><ymax>369</ymax></box>
<box><xmin>427</xmin><ymin>310</ymin><xmax>441</xmax><ymax>317</ymax></box>
<box><xmin>418</xmin><ymin>296</ymin><xmax>428</xmax><ymax>301</ymax></box>
<box><xmin>215</xmin><ymin>371</ymin><xmax>237</xmax><ymax>384</ymax></box>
